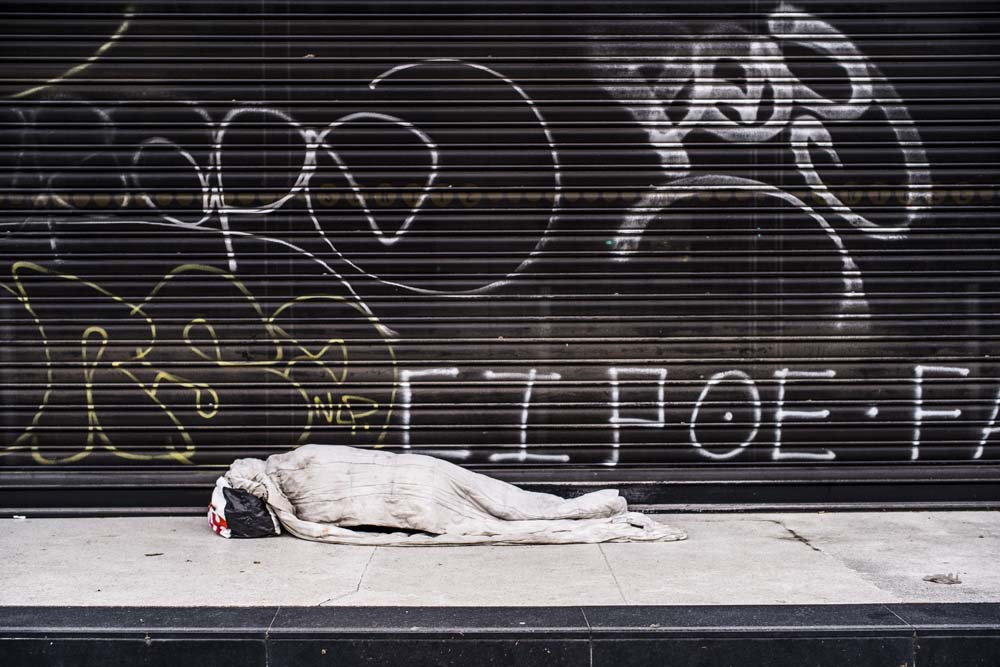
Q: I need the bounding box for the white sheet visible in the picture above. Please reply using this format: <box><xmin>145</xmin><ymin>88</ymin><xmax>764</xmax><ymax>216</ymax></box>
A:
<box><xmin>224</xmin><ymin>445</ymin><xmax>686</xmax><ymax>546</ymax></box>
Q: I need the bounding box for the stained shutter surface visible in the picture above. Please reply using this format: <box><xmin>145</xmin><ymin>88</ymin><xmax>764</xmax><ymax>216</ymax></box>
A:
<box><xmin>1</xmin><ymin>1</ymin><xmax>998</xmax><ymax>509</ymax></box>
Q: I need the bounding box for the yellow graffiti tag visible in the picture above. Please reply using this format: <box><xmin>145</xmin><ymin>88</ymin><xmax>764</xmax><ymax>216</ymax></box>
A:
<box><xmin>0</xmin><ymin>263</ymin><xmax>396</xmax><ymax>464</ymax></box>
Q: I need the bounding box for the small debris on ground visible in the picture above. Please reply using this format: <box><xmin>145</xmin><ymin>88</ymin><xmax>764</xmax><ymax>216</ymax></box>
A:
<box><xmin>144</xmin><ymin>553</ymin><xmax>164</xmax><ymax>557</ymax></box>
<box><xmin>923</xmin><ymin>573</ymin><xmax>962</xmax><ymax>585</ymax></box>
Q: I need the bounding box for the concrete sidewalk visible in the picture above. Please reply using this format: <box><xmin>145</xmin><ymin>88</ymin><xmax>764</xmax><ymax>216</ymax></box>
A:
<box><xmin>1</xmin><ymin>512</ymin><xmax>996</xmax><ymax>607</ymax></box>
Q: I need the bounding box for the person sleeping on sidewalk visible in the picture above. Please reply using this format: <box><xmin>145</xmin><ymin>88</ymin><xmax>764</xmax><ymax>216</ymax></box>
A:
<box><xmin>208</xmin><ymin>444</ymin><xmax>686</xmax><ymax>546</ymax></box>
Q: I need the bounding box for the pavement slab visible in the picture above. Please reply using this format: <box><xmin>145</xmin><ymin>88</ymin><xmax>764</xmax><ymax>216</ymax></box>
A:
<box><xmin>1</xmin><ymin>512</ymin><xmax>997</xmax><ymax>606</ymax></box>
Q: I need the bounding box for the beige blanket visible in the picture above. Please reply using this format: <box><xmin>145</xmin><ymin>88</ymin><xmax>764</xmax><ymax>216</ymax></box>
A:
<box><xmin>225</xmin><ymin>445</ymin><xmax>686</xmax><ymax>546</ymax></box>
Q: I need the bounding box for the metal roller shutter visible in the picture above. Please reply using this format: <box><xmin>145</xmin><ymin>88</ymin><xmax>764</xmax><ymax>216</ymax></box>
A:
<box><xmin>1</xmin><ymin>0</ymin><xmax>998</xmax><ymax>512</ymax></box>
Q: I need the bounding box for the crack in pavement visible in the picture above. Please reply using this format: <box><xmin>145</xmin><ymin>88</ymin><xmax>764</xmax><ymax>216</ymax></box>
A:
<box><xmin>751</xmin><ymin>518</ymin><xmax>912</xmax><ymax>602</ymax></box>
<box><xmin>317</xmin><ymin>546</ymin><xmax>377</xmax><ymax>606</ymax></box>
<box><xmin>597</xmin><ymin>544</ymin><xmax>628</xmax><ymax>604</ymax></box>
<box><xmin>763</xmin><ymin>519</ymin><xmax>823</xmax><ymax>553</ymax></box>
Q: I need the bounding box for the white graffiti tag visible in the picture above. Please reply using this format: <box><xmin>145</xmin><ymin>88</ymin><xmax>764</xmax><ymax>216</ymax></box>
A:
<box><xmin>598</xmin><ymin>3</ymin><xmax>932</xmax><ymax>319</ymax></box>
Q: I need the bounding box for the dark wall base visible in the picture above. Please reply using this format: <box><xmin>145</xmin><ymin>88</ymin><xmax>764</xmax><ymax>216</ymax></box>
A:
<box><xmin>2</xmin><ymin>465</ymin><xmax>999</xmax><ymax>515</ymax></box>
<box><xmin>1</xmin><ymin>604</ymin><xmax>997</xmax><ymax>667</ymax></box>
